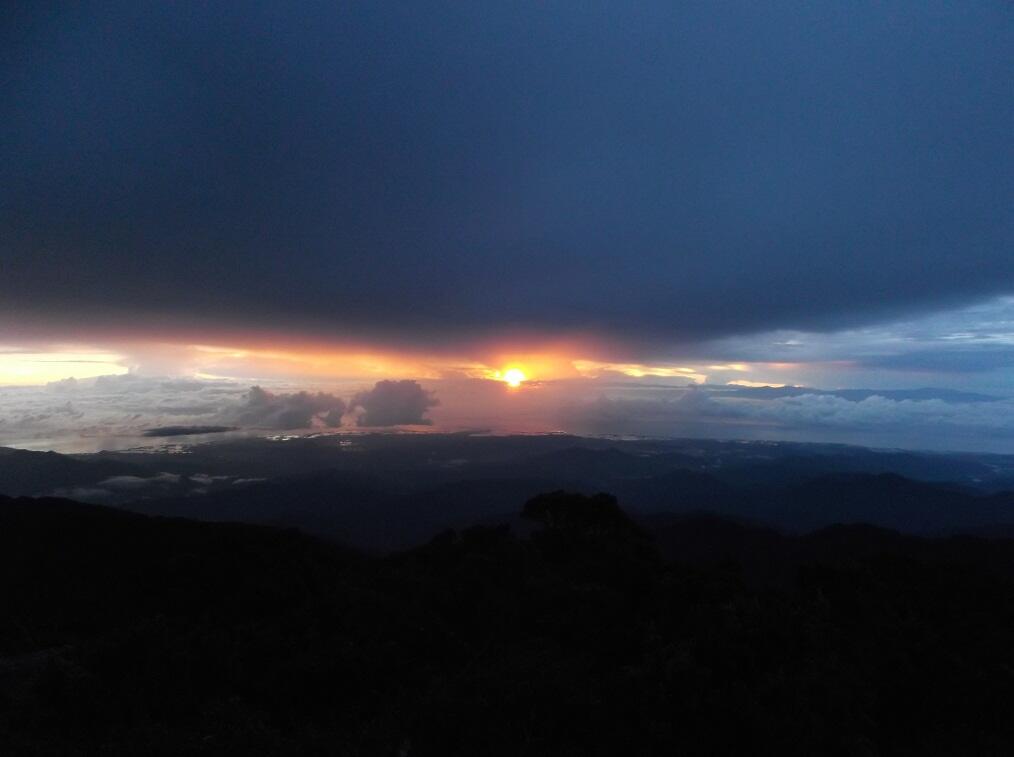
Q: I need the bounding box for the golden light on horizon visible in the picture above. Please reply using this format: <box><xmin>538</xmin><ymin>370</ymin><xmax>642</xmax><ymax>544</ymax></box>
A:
<box><xmin>502</xmin><ymin>368</ymin><xmax>527</xmax><ymax>388</ymax></box>
<box><xmin>0</xmin><ymin>336</ymin><xmax>795</xmax><ymax>392</ymax></box>
<box><xmin>572</xmin><ymin>359</ymin><xmax>708</xmax><ymax>384</ymax></box>
<box><xmin>0</xmin><ymin>349</ymin><xmax>129</xmax><ymax>386</ymax></box>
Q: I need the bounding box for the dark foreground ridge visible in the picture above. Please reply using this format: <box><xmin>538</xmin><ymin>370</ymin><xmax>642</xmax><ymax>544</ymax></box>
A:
<box><xmin>4</xmin><ymin>492</ymin><xmax>1014</xmax><ymax>755</ymax></box>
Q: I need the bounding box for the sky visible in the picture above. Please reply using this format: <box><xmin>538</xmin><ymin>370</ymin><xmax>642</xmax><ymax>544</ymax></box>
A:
<box><xmin>1</xmin><ymin>2</ymin><xmax>1013</xmax><ymax>452</ymax></box>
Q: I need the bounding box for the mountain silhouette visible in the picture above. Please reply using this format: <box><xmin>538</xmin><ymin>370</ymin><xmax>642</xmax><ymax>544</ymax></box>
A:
<box><xmin>5</xmin><ymin>490</ymin><xmax>1014</xmax><ymax>754</ymax></box>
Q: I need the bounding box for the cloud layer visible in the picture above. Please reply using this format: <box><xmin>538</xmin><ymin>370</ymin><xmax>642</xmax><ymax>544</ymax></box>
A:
<box><xmin>1</xmin><ymin>369</ymin><xmax>1014</xmax><ymax>454</ymax></box>
<box><xmin>1</xmin><ymin>2</ymin><xmax>1011</xmax><ymax>349</ymax></box>
<box><xmin>0</xmin><ymin>375</ymin><xmax>444</xmax><ymax>452</ymax></box>
<box><xmin>556</xmin><ymin>385</ymin><xmax>1014</xmax><ymax>452</ymax></box>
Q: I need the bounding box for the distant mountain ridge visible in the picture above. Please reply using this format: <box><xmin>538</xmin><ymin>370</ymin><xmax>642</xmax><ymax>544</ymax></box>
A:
<box><xmin>0</xmin><ymin>447</ymin><xmax>147</xmax><ymax>496</ymax></box>
<box><xmin>119</xmin><ymin>466</ymin><xmax>1014</xmax><ymax>548</ymax></box>
<box><xmin>4</xmin><ymin>435</ymin><xmax>1014</xmax><ymax>547</ymax></box>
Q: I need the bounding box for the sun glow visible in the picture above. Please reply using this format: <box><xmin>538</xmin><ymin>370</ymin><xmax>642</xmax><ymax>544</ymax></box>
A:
<box><xmin>501</xmin><ymin>368</ymin><xmax>527</xmax><ymax>388</ymax></box>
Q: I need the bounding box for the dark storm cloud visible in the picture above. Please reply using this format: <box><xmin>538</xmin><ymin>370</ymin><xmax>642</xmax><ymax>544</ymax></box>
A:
<box><xmin>351</xmin><ymin>380</ymin><xmax>438</xmax><ymax>427</ymax></box>
<box><xmin>228</xmin><ymin>386</ymin><xmax>346</xmax><ymax>429</ymax></box>
<box><xmin>1</xmin><ymin>2</ymin><xmax>1012</xmax><ymax>347</ymax></box>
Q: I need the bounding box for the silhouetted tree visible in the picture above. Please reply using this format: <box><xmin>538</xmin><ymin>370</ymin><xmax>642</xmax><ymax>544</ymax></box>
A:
<box><xmin>522</xmin><ymin>491</ymin><xmax>638</xmax><ymax>538</ymax></box>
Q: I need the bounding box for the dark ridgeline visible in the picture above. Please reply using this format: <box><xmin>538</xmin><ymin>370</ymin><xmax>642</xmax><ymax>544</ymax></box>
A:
<box><xmin>4</xmin><ymin>490</ymin><xmax>1014</xmax><ymax>755</ymax></box>
<box><xmin>141</xmin><ymin>426</ymin><xmax>236</xmax><ymax>438</ymax></box>
<box><xmin>6</xmin><ymin>437</ymin><xmax>1014</xmax><ymax>551</ymax></box>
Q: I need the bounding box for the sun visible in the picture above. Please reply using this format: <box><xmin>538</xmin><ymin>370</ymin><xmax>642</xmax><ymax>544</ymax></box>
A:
<box><xmin>502</xmin><ymin>368</ymin><xmax>527</xmax><ymax>388</ymax></box>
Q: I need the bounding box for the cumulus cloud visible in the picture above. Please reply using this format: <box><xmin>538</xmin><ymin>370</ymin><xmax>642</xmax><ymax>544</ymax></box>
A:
<box><xmin>0</xmin><ymin>374</ymin><xmax>440</xmax><ymax>449</ymax></box>
<box><xmin>350</xmin><ymin>380</ymin><xmax>439</xmax><ymax>427</ymax></box>
<box><xmin>225</xmin><ymin>386</ymin><xmax>347</xmax><ymax>430</ymax></box>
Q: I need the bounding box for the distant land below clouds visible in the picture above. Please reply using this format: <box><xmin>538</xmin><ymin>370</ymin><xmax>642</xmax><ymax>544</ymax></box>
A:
<box><xmin>142</xmin><ymin>425</ymin><xmax>236</xmax><ymax>437</ymax></box>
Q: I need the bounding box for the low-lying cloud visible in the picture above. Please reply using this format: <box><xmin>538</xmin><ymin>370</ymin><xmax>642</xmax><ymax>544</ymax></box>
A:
<box><xmin>224</xmin><ymin>381</ymin><xmax>440</xmax><ymax>429</ymax></box>
<box><xmin>557</xmin><ymin>385</ymin><xmax>1014</xmax><ymax>452</ymax></box>
<box><xmin>0</xmin><ymin>375</ymin><xmax>445</xmax><ymax>451</ymax></box>
<box><xmin>2</xmin><ymin>371</ymin><xmax>1013</xmax><ymax>455</ymax></box>
<box><xmin>226</xmin><ymin>386</ymin><xmax>347</xmax><ymax>430</ymax></box>
<box><xmin>351</xmin><ymin>380</ymin><xmax>439</xmax><ymax>427</ymax></box>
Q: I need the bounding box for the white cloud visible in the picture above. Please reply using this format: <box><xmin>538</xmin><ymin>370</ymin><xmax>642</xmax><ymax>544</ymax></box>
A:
<box><xmin>556</xmin><ymin>385</ymin><xmax>1014</xmax><ymax>452</ymax></box>
<box><xmin>739</xmin><ymin>393</ymin><xmax>1014</xmax><ymax>432</ymax></box>
<box><xmin>223</xmin><ymin>386</ymin><xmax>347</xmax><ymax>429</ymax></box>
<box><xmin>99</xmin><ymin>473</ymin><xmax>181</xmax><ymax>490</ymax></box>
<box><xmin>0</xmin><ymin>374</ymin><xmax>251</xmax><ymax>450</ymax></box>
